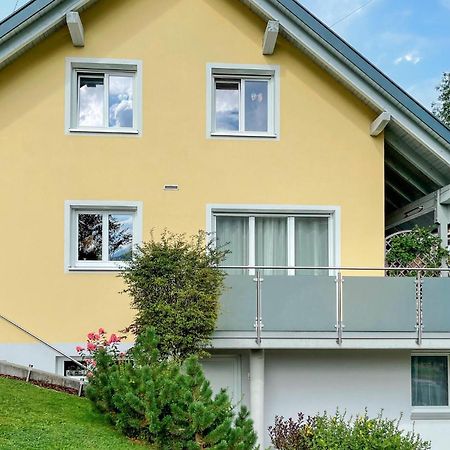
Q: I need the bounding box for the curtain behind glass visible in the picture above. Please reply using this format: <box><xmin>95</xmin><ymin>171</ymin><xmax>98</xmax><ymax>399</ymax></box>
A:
<box><xmin>295</xmin><ymin>217</ymin><xmax>328</xmax><ymax>275</ymax></box>
<box><xmin>255</xmin><ymin>217</ymin><xmax>287</xmax><ymax>275</ymax></box>
<box><xmin>411</xmin><ymin>356</ymin><xmax>448</xmax><ymax>406</ymax></box>
<box><xmin>216</xmin><ymin>216</ymin><xmax>248</xmax><ymax>274</ymax></box>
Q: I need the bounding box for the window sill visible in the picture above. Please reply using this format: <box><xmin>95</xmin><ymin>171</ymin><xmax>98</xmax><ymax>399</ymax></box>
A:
<box><xmin>209</xmin><ymin>132</ymin><xmax>278</xmax><ymax>139</ymax></box>
<box><xmin>411</xmin><ymin>408</ymin><xmax>450</xmax><ymax>420</ymax></box>
<box><xmin>67</xmin><ymin>265</ymin><xmax>127</xmax><ymax>272</ymax></box>
<box><xmin>68</xmin><ymin>128</ymin><xmax>139</xmax><ymax>136</ymax></box>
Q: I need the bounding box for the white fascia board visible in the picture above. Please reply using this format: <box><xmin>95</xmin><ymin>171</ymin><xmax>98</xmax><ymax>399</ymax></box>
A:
<box><xmin>262</xmin><ymin>20</ymin><xmax>279</xmax><ymax>55</ymax></box>
<box><xmin>0</xmin><ymin>0</ymin><xmax>95</xmax><ymax>69</ymax></box>
<box><xmin>370</xmin><ymin>111</ymin><xmax>391</xmax><ymax>136</ymax></box>
<box><xmin>66</xmin><ymin>11</ymin><xmax>84</xmax><ymax>47</ymax></box>
<box><xmin>241</xmin><ymin>0</ymin><xmax>450</xmax><ymax>171</ymax></box>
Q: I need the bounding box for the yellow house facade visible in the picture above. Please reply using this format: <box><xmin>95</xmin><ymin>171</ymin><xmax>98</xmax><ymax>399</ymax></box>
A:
<box><xmin>2</xmin><ymin>0</ymin><xmax>450</xmax><ymax>447</ymax></box>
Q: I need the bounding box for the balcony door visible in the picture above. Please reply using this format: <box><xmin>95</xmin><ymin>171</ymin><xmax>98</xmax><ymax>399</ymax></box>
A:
<box><xmin>214</xmin><ymin>211</ymin><xmax>331</xmax><ymax>276</ymax></box>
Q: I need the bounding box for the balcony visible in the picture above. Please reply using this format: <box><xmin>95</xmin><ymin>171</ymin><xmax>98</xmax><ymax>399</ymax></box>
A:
<box><xmin>213</xmin><ymin>266</ymin><xmax>450</xmax><ymax>349</ymax></box>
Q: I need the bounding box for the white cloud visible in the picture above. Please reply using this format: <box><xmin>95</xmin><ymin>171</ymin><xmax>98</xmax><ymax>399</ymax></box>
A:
<box><xmin>394</xmin><ymin>52</ymin><xmax>422</xmax><ymax>65</ymax></box>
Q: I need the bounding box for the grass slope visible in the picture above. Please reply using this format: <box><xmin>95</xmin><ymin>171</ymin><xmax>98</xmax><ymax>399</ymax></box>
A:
<box><xmin>0</xmin><ymin>376</ymin><xmax>148</xmax><ymax>449</ymax></box>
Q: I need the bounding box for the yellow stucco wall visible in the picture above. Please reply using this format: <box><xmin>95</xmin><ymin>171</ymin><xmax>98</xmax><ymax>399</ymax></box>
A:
<box><xmin>0</xmin><ymin>0</ymin><xmax>384</xmax><ymax>343</ymax></box>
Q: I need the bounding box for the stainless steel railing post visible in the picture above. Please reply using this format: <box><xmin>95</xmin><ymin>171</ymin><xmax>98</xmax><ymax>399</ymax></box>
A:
<box><xmin>415</xmin><ymin>270</ymin><xmax>424</xmax><ymax>345</ymax></box>
<box><xmin>253</xmin><ymin>269</ymin><xmax>264</xmax><ymax>345</ymax></box>
<box><xmin>335</xmin><ymin>271</ymin><xmax>344</xmax><ymax>345</ymax></box>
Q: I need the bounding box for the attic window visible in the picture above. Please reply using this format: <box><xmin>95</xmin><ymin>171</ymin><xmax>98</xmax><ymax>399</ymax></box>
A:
<box><xmin>65</xmin><ymin>58</ymin><xmax>142</xmax><ymax>135</ymax></box>
<box><xmin>207</xmin><ymin>64</ymin><xmax>279</xmax><ymax>139</ymax></box>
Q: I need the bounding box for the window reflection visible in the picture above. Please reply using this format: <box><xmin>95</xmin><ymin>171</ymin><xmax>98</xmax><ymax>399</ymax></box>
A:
<box><xmin>245</xmin><ymin>80</ymin><xmax>268</xmax><ymax>132</ymax></box>
<box><xmin>215</xmin><ymin>80</ymin><xmax>239</xmax><ymax>131</ymax></box>
<box><xmin>108</xmin><ymin>214</ymin><xmax>133</xmax><ymax>261</ymax></box>
<box><xmin>109</xmin><ymin>76</ymin><xmax>133</xmax><ymax>128</ymax></box>
<box><xmin>78</xmin><ymin>214</ymin><xmax>102</xmax><ymax>260</ymax></box>
<box><xmin>78</xmin><ymin>76</ymin><xmax>104</xmax><ymax>127</ymax></box>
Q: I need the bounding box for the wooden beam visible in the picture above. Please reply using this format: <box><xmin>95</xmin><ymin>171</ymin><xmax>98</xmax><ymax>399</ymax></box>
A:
<box><xmin>66</xmin><ymin>11</ymin><xmax>84</xmax><ymax>47</ymax></box>
<box><xmin>262</xmin><ymin>20</ymin><xmax>279</xmax><ymax>55</ymax></box>
<box><xmin>387</xmin><ymin>132</ymin><xmax>448</xmax><ymax>187</ymax></box>
<box><xmin>370</xmin><ymin>111</ymin><xmax>390</xmax><ymax>136</ymax></box>
<box><xmin>385</xmin><ymin>179</ymin><xmax>414</xmax><ymax>204</ymax></box>
<box><xmin>386</xmin><ymin>191</ymin><xmax>438</xmax><ymax>230</ymax></box>
<box><xmin>385</xmin><ymin>157</ymin><xmax>428</xmax><ymax>195</ymax></box>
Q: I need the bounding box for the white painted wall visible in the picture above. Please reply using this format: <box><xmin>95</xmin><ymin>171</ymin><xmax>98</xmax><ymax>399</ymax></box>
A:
<box><xmin>264</xmin><ymin>350</ymin><xmax>450</xmax><ymax>449</ymax></box>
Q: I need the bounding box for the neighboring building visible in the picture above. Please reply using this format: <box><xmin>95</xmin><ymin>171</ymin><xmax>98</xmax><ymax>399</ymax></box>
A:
<box><xmin>1</xmin><ymin>0</ymin><xmax>450</xmax><ymax>448</ymax></box>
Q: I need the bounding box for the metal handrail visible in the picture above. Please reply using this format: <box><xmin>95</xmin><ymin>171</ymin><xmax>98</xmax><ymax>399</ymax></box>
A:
<box><xmin>0</xmin><ymin>313</ymin><xmax>86</xmax><ymax>370</ymax></box>
<box><xmin>218</xmin><ymin>265</ymin><xmax>450</xmax><ymax>272</ymax></box>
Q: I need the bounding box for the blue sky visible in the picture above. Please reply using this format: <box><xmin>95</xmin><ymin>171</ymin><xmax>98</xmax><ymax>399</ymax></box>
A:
<box><xmin>1</xmin><ymin>0</ymin><xmax>450</xmax><ymax>111</ymax></box>
<box><xmin>299</xmin><ymin>0</ymin><xmax>450</xmax><ymax>111</ymax></box>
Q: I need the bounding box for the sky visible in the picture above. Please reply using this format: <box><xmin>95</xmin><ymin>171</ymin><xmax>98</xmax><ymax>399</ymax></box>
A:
<box><xmin>298</xmin><ymin>0</ymin><xmax>450</xmax><ymax>111</ymax></box>
<box><xmin>1</xmin><ymin>0</ymin><xmax>450</xmax><ymax>111</ymax></box>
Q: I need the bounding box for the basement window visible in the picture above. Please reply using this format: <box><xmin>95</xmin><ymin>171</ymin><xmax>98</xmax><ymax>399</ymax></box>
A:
<box><xmin>65</xmin><ymin>201</ymin><xmax>142</xmax><ymax>271</ymax></box>
<box><xmin>65</xmin><ymin>58</ymin><xmax>142</xmax><ymax>135</ymax></box>
<box><xmin>207</xmin><ymin>64</ymin><xmax>279</xmax><ymax>138</ymax></box>
<box><xmin>412</xmin><ymin>355</ymin><xmax>449</xmax><ymax>407</ymax></box>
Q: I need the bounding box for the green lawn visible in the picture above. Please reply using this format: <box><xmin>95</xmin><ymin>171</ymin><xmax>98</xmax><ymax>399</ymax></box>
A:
<box><xmin>0</xmin><ymin>376</ymin><xmax>150</xmax><ymax>449</ymax></box>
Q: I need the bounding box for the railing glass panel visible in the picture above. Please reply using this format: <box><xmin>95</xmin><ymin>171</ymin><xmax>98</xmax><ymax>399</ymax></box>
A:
<box><xmin>344</xmin><ymin>277</ymin><xmax>416</xmax><ymax>332</ymax></box>
<box><xmin>423</xmin><ymin>278</ymin><xmax>450</xmax><ymax>332</ymax></box>
<box><xmin>262</xmin><ymin>275</ymin><xmax>336</xmax><ymax>332</ymax></box>
<box><xmin>217</xmin><ymin>275</ymin><xmax>255</xmax><ymax>332</ymax></box>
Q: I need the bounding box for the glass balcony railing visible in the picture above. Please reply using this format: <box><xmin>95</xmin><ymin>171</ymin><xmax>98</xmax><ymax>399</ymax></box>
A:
<box><xmin>215</xmin><ymin>266</ymin><xmax>450</xmax><ymax>344</ymax></box>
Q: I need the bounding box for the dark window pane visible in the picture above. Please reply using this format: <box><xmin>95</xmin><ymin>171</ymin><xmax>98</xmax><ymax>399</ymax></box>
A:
<box><xmin>78</xmin><ymin>214</ymin><xmax>102</xmax><ymax>261</ymax></box>
<box><xmin>412</xmin><ymin>356</ymin><xmax>448</xmax><ymax>406</ymax></box>
<box><xmin>215</xmin><ymin>80</ymin><xmax>239</xmax><ymax>131</ymax></box>
<box><xmin>108</xmin><ymin>214</ymin><xmax>133</xmax><ymax>261</ymax></box>
<box><xmin>78</xmin><ymin>75</ymin><xmax>104</xmax><ymax>127</ymax></box>
<box><xmin>244</xmin><ymin>80</ymin><xmax>268</xmax><ymax>132</ymax></box>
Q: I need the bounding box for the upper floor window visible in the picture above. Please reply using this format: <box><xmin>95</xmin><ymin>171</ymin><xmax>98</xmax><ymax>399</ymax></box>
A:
<box><xmin>65</xmin><ymin>58</ymin><xmax>142</xmax><ymax>135</ymax></box>
<box><xmin>207</xmin><ymin>64</ymin><xmax>279</xmax><ymax>139</ymax></box>
<box><xmin>64</xmin><ymin>201</ymin><xmax>143</xmax><ymax>271</ymax></box>
<box><xmin>208</xmin><ymin>205</ymin><xmax>338</xmax><ymax>275</ymax></box>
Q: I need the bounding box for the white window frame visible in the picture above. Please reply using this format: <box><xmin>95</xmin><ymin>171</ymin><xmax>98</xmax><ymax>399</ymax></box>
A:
<box><xmin>65</xmin><ymin>57</ymin><xmax>143</xmax><ymax>136</ymax></box>
<box><xmin>206</xmin><ymin>204</ymin><xmax>340</xmax><ymax>275</ymax></box>
<box><xmin>411</xmin><ymin>352</ymin><xmax>450</xmax><ymax>420</ymax></box>
<box><xmin>206</xmin><ymin>63</ymin><xmax>280</xmax><ymax>139</ymax></box>
<box><xmin>64</xmin><ymin>200</ymin><xmax>143</xmax><ymax>272</ymax></box>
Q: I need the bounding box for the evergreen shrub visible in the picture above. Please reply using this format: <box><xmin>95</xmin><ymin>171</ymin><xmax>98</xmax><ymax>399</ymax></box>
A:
<box><xmin>120</xmin><ymin>230</ymin><xmax>228</xmax><ymax>360</ymax></box>
<box><xmin>82</xmin><ymin>328</ymin><xmax>257</xmax><ymax>450</ymax></box>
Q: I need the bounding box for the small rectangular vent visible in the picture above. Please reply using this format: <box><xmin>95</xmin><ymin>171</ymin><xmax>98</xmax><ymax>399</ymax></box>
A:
<box><xmin>164</xmin><ymin>184</ymin><xmax>179</xmax><ymax>191</ymax></box>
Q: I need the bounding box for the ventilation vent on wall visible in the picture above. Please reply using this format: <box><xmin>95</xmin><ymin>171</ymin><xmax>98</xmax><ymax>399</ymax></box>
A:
<box><xmin>163</xmin><ymin>184</ymin><xmax>179</xmax><ymax>191</ymax></box>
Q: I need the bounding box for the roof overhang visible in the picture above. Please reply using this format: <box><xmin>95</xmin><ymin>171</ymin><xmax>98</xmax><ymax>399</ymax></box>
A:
<box><xmin>0</xmin><ymin>0</ymin><xmax>96</xmax><ymax>70</ymax></box>
<box><xmin>240</xmin><ymin>0</ymin><xmax>450</xmax><ymax>212</ymax></box>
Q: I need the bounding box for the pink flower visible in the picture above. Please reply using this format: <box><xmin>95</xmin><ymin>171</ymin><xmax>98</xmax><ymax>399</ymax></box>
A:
<box><xmin>87</xmin><ymin>371</ymin><xmax>93</xmax><ymax>378</ymax></box>
<box><xmin>87</xmin><ymin>342</ymin><xmax>97</xmax><ymax>352</ymax></box>
<box><xmin>98</xmin><ymin>327</ymin><xmax>105</xmax><ymax>334</ymax></box>
<box><xmin>108</xmin><ymin>333</ymin><xmax>121</xmax><ymax>344</ymax></box>
<box><xmin>91</xmin><ymin>360</ymin><xmax>97</xmax><ymax>367</ymax></box>
<box><xmin>75</xmin><ymin>346</ymin><xmax>84</xmax><ymax>353</ymax></box>
<box><xmin>94</xmin><ymin>333</ymin><xmax>100</xmax><ymax>340</ymax></box>
<box><xmin>87</xmin><ymin>332</ymin><xmax>95</xmax><ymax>340</ymax></box>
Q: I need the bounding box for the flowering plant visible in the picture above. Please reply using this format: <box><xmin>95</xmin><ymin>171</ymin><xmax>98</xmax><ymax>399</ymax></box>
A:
<box><xmin>76</xmin><ymin>328</ymin><xmax>126</xmax><ymax>378</ymax></box>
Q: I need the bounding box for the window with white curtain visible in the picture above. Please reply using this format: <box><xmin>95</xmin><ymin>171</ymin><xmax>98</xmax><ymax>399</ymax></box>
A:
<box><xmin>213</xmin><ymin>212</ymin><xmax>331</xmax><ymax>275</ymax></box>
<box><xmin>412</xmin><ymin>355</ymin><xmax>449</xmax><ymax>407</ymax></box>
